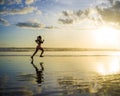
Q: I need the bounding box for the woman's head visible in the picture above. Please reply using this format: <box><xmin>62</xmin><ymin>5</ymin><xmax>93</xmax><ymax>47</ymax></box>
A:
<box><xmin>38</xmin><ymin>35</ymin><xmax>41</xmax><ymax>39</ymax></box>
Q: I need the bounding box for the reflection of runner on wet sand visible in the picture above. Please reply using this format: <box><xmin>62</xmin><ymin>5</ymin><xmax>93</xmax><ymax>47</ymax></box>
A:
<box><xmin>31</xmin><ymin>59</ymin><xmax>44</xmax><ymax>86</ymax></box>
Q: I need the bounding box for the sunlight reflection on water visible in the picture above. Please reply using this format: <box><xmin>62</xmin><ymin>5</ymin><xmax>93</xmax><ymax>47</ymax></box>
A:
<box><xmin>0</xmin><ymin>52</ymin><xmax>120</xmax><ymax>96</ymax></box>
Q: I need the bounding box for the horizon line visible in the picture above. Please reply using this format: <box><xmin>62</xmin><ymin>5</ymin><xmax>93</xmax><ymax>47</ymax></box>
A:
<box><xmin>1</xmin><ymin>47</ymin><xmax>120</xmax><ymax>51</ymax></box>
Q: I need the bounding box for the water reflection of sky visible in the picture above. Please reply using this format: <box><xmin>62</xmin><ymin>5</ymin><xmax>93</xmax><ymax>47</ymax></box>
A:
<box><xmin>0</xmin><ymin>55</ymin><xmax>120</xmax><ymax>96</ymax></box>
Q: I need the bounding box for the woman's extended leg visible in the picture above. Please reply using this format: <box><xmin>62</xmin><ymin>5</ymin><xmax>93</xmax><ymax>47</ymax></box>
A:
<box><xmin>40</xmin><ymin>48</ymin><xmax>44</xmax><ymax>57</ymax></box>
<box><xmin>31</xmin><ymin>48</ymin><xmax>39</xmax><ymax>58</ymax></box>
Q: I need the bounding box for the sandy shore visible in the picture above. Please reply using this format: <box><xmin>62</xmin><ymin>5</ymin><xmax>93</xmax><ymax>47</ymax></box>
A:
<box><xmin>0</xmin><ymin>53</ymin><xmax>120</xmax><ymax>96</ymax></box>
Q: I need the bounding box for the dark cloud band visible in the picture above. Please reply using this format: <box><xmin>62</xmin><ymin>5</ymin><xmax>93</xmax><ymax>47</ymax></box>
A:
<box><xmin>16</xmin><ymin>21</ymin><xmax>56</xmax><ymax>29</ymax></box>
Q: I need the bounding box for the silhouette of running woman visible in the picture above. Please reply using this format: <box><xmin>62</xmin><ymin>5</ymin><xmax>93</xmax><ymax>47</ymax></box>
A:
<box><xmin>31</xmin><ymin>35</ymin><xmax>44</xmax><ymax>59</ymax></box>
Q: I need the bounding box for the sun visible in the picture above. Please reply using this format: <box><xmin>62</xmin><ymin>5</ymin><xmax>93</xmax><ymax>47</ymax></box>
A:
<box><xmin>94</xmin><ymin>25</ymin><xmax>119</xmax><ymax>48</ymax></box>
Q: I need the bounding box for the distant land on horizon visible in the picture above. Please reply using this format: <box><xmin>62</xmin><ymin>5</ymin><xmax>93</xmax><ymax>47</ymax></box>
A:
<box><xmin>1</xmin><ymin>47</ymin><xmax>120</xmax><ymax>52</ymax></box>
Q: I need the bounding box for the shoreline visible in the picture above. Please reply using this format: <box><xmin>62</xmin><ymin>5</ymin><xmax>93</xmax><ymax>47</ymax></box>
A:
<box><xmin>1</xmin><ymin>47</ymin><xmax>120</xmax><ymax>52</ymax></box>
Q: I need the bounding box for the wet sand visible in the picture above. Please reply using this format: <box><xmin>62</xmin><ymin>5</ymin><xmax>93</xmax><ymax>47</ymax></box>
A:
<box><xmin>0</xmin><ymin>52</ymin><xmax>120</xmax><ymax>96</ymax></box>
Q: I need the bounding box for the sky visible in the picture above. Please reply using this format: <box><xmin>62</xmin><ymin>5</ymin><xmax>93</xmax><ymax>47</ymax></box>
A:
<box><xmin>0</xmin><ymin>0</ymin><xmax>120</xmax><ymax>48</ymax></box>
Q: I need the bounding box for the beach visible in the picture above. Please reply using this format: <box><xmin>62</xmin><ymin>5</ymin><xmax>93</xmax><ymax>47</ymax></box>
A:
<box><xmin>0</xmin><ymin>51</ymin><xmax>120</xmax><ymax>96</ymax></box>
<box><xmin>1</xmin><ymin>0</ymin><xmax>120</xmax><ymax>95</ymax></box>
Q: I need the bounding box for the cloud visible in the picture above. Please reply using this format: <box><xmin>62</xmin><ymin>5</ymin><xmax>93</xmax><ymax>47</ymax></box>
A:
<box><xmin>58</xmin><ymin>18</ymin><xmax>74</xmax><ymax>24</ymax></box>
<box><xmin>45</xmin><ymin>26</ymin><xmax>57</xmax><ymax>29</ymax></box>
<box><xmin>58</xmin><ymin>10</ymin><xmax>82</xmax><ymax>24</ymax></box>
<box><xmin>7</xmin><ymin>0</ymin><xmax>21</xmax><ymax>5</ymax></box>
<box><xmin>0</xmin><ymin>0</ymin><xmax>4</xmax><ymax>4</ymax></box>
<box><xmin>96</xmin><ymin>0</ymin><xmax>120</xmax><ymax>24</ymax></box>
<box><xmin>25</xmin><ymin>0</ymin><xmax>34</xmax><ymax>5</ymax></box>
<box><xmin>16</xmin><ymin>21</ymin><xmax>44</xmax><ymax>29</ymax></box>
<box><xmin>0</xmin><ymin>18</ymin><xmax>10</xmax><ymax>26</ymax></box>
<box><xmin>58</xmin><ymin>9</ymin><xmax>103</xmax><ymax>25</ymax></box>
<box><xmin>9</xmin><ymin>7</ymin><xmax>36</xmax><ymax>15</ymax></box>
<box><xmin>0</xmin><ymin>7</ymin><xmax>41</xmax><ymax>15</ymax></box>
<box><xmin>0</xmin><ymin>0</ymin><xmax>22</xmax><ymax>5</ymax></box>
<box><xmin>58</xmin><ymin>0</ymin><xmax>120</xmax><ymax>26</ymax></box>
<box><xmin>16</xmin><ymin>20</ymin><xmax>56</xmax><ymax>29</ymax></box>
<box><xmin>16</xmin><ymin>19</ymin><xmax>57</xmax><ymax>30</ymax></box>
<box><xmin>0</xmin><ymin>0</ymin><xmax>35</xmax><ymax>5</ymax></box>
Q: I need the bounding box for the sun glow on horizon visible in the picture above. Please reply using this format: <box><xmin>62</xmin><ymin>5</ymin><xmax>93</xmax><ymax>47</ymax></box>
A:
<box><xmin>94</xmin><ymin>25</ymin><xmax>119</xmax><ymax>48</ymax></box>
